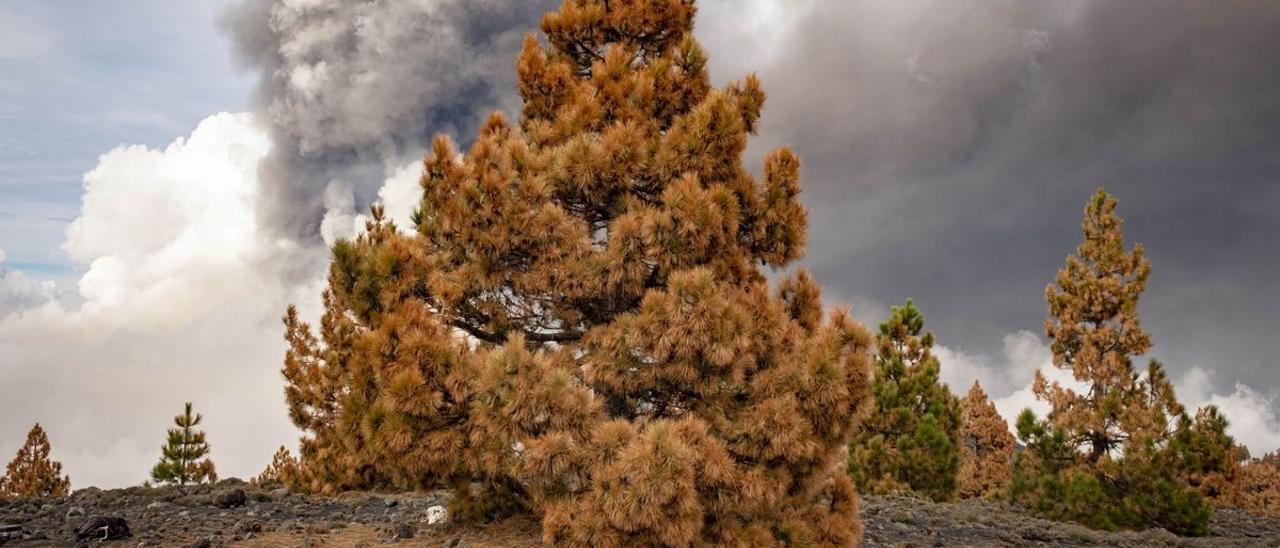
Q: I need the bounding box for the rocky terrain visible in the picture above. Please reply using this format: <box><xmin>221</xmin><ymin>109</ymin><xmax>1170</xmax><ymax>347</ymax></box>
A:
<box><xmin>1</xmin><ymin>481</ymin><xmax>1278</xmax><ymax>547</ymax></box>
<box><xmin>860</xmin><ymin>493</ymin><xmax>1280</xmax><ymax>547</ymax></box>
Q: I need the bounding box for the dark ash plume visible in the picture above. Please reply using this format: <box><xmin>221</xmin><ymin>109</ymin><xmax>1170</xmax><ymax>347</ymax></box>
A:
<box><xmin>220</xmin><ymin>0</ymin><xmax>558</xmax><ymax>241</ymax></box>
<box><xmin>726</xmin><ymin>0</ymin><xmax>1280</xmax><ymax>391</ymax></box>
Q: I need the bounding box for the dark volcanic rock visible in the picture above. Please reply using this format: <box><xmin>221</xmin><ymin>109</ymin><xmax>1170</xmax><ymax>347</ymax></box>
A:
<box><xmin>860</xmin><ymin>493</ymin><xmax>1280</xmax><ymax>547</ymax></box>
<box><xmin>213</xmin><ymin>488</ymin><xmax>246</xmax><ymax>509</ymax></box>
<box><xmin>387</xmin><ymin>521</ymin><xmax>414</xmax><ymax>540</ymax></box>
<box><xmin>0</xmin><ymin>523</ymin><xmax>24</xmax><ymax>544</ymax></box>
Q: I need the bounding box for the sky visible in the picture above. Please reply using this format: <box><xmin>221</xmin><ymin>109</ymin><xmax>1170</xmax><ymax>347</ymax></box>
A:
<box><xmin>1</xmin><ymin>0</ymin><xmax>1277</xmax><ymax>489</ymax></box>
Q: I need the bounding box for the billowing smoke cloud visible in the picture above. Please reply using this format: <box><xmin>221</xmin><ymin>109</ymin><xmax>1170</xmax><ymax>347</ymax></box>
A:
<box><xmin>0</xmin><ymin>247</ymin><xmax>58</xmax><ymax>316</ymax></box>
<box><xmin>219</xmin><ymin>0</ymin><xmax>557</xmax><ymax>248</ymax></box>
<box><xmin>0</xmin><ymin>114</ymin><xmax>303</xmax><ymax>489</ymax></box>
<box><xmin>0</xmin><ymin>1</ymin><xmax>562</xmax><ymax>488</ymax></box>
<box><xmin>720</xmin><ymin>0</ymin><xmax>1280</xmax><ymax>413</ymax></box>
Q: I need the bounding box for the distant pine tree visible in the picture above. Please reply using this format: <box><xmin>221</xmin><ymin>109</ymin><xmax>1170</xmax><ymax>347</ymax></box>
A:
<box><xmin>0</xmin><ymin>423</ymin><xmax>70</xmax><ymax>499</ymax></box>
<box><xmin>151</xmin><ymin>402</ymin><xmax>217</xmax><ymax>486</ymax></box>
<box><xmin>957</xmin><ymin>381</ymin><xmax>1014</xmax><ymax>499</ymax></box>
<box><xmin>1232</xmin><ymin>452</ymin><xmax>1280</xmax><ymax>518</ymax></box>
<box><xmin>1012</xmin><ymin>189</ymin><xmax>1226</xmax><ymax>536</ymax></box>
<box><xmin>1167</xmin><ymin>406</ymin><xmax>1240</xmax><ymax>504</ymax></box>
<box><xmin>253</xmin><ymin>446</ymin><xmax>300</xmax><ymax>489</ymax></box>
<box><xmin>849</xmin><ymin>299</ymin><xmax>962</xmax><ymax>502</ymax></box>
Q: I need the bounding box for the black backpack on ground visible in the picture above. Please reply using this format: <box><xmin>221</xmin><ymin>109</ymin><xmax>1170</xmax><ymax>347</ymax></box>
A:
<box><xmin>74</xmin><ymin>516</ymin><xmax>131</xmax><ymax>541</ymax></box>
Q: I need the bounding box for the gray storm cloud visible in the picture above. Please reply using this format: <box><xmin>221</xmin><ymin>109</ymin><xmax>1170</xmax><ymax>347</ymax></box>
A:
<box><xmin>214</xmin><ymin>0</ymin><xmax>1280</xmax><ymax>415</ymax></box>
<box><xmin>219</xmin><ymin>0</ymin><xmax>558</xmax><ymax>244</ymax></box>
<box><xmin>732</xmin><ymin>1</ymin><xmax>1280</xmax><ymax>395</ymax></box>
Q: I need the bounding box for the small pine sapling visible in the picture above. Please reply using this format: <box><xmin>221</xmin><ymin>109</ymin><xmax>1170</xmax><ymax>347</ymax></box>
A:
<box><xmin>151</xmin><ymin>402</ymin><xmax>217</xmax><ymax>486</ymax></box>
<box><xmin>0</xmin><ymin>424</ymin><xmax>71</xmax><ymax>499</ymax></box>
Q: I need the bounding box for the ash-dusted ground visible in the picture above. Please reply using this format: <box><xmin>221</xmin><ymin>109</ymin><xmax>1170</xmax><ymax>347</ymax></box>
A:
<box><xmin>1</xmin><ymin>481</ymin><xmax>1278</xmax><ymax>546</ymax></box>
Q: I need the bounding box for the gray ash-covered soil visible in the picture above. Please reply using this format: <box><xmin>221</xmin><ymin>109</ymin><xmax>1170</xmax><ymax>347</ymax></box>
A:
<box><xmin>0</xmin><ymin>480</ymin><xmax>458</xmax><ymax>547</ymax></box>
<box><xmin>860</xmin><ymin>493</ymin><xmax>1280</xmax><ymax>547</ymax></box>
<box><xmin>2</xmin><ymin>481</ymin><xmax>1278</xmax><ymax>546</ymax></box>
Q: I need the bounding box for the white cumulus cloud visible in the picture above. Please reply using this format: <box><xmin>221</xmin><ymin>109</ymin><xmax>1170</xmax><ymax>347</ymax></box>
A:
<box><xmin>1177</xmin><ymin>367</ymin><xmax>1280</xmax><ymax>456</ymax></box>
<box><xmin>0</xmin><ymin>246</ymin><xmax>59</xmax><ymax>319</ymax></box>
<box><xmin>0</xmin><ymin>112</ymin><xmax>425</xmax><ymax>488</ymax></box>
<box><xmin>60</xmin><ymin>112</ymin><xmax>274</xmax><ymax>331</ymax></box>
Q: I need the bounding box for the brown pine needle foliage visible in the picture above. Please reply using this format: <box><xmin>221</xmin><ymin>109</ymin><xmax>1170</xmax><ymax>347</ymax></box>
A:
<box><xmin>1231</xmin><ymin>453</ymin><xmax>1280</xmax><ymax>518</ymax></box>
<box><xmin>0</xmin><ymin>424</ymin><xmax>71</xmax><ymax>500</ymax></box>
<box><xmin>957</xmin><ymin>381</ymin><xmax>1013</xmax><ymax>499</ymax></box>
<box><xmin>253</xmin><ymin>446</ymin><xmax>301</xmax><ymax>489</ymax></box>
<box><xmin>279</xmin><ymin>0</ymin><xmax>874</xmax><ymax>544</ymax></box>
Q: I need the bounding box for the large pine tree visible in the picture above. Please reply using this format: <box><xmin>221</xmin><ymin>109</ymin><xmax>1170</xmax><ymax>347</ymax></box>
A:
<box><xmin>281</xmin><ymin>0</ymin><xmax>875</xmax><ymax>543</ymax></box>
<box><xmin>1012</xmin><ymin>189</ymin><xmax>1226</xmax><ymax>535</ymax></box>
<box><xmin>151</xmin><ymin>402</ymin><xmax>217</xmax><ymax>486</ymax></box>
<box><xmin>957</xmin><ymin>381</ymin><xmax>1014</xmax><ymax>499</ymax></box>
<box><xmin>0</xmin><ymin>424</ymin><xmax>70</xmax><ymax>499</ymax></box>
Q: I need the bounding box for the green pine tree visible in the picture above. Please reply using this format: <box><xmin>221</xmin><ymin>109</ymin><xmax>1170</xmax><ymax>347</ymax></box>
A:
<box><xmin>1166</xmin><ymin>405</ymin><xmax>1240</xmax><ymax>503</ymax></box>
<box><xmin>849</xmin><ymin>299</ymin><xmax>962</xmax><ymax>501</ymax></box>
<box><xmin>151</xmin><ymin>402</ymin><xmax>217</xmax><ymax>486</ymax></box>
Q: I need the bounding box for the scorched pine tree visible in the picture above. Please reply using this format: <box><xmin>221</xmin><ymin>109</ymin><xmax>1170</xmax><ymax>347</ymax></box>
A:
<box><xmin>957</xmin><ymin>381</ymin><xmax>1013</xmax><ymax>499</ymax></box>
<box><xmin>848</xmin><ymin>299</ymin><xmax>961</xmax><ymax>502</ymax></box>
<box><xmin>253</xmin><ymin>446</ymin><xmax>300</xmax><ymax>489</ymax></box>
<box><xmin>0</xmin><ymin>424</ymin><xmax>70</xmax><ymax>500</ymax></box>
<box><xmin>1232</xmin><ymin>452</ymin><xmax>1280</xmax><ymax>518</ymax></box>
<box><xmin>1012</xmin><ymin>189</ymin><xmax>1229</xmax><ymax>536</ymax></box>
<box><xmin>281</xmin><ymin>0</ymin><xmax>874</xmax><ymax>544</ymax></box>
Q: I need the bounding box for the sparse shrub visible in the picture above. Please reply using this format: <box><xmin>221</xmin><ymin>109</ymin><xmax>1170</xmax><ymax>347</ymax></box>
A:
<box><xmin>0</xmin><ymin>423</ymin><xmax>70</xmax><ymax>499</ymax></box>
<box><xmin>151</xmin><ymin>402</ymin><xmax>217</xmax><ymax>486</ymax></box>
<box><xmin>253</xmin><ymin>446</ymin><xmax>300</xmax><ymax>489</ymax></box>
<box><xmin>280</xmin><ymin>0</ymin><xmax>875</xmax><ymax>543</ymax></box>
<box><xmin>957</xmin><ymin>381</ymin><xmax>1014</xmax><ymax>499</ymax></box>
<box><xmin>848</xmin><ymin>300</ymin><xmax>962</xmax><ymax>502</ymax></box>
<box><xmin>1011</xmin><ymin>189</ymin><xmax>1227</xmax><ymax>536</ymax></box>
